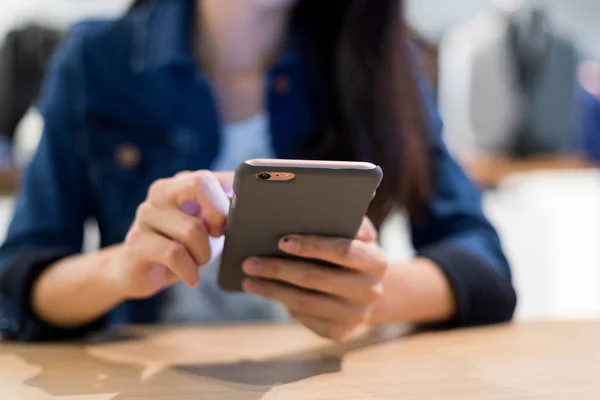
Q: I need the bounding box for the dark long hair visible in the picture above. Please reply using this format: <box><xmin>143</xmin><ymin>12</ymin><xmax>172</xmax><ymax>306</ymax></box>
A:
<box><xmin>131</xmin><ymin>0</ymin><xmax>432</xmax><ymax>228</ymax></box>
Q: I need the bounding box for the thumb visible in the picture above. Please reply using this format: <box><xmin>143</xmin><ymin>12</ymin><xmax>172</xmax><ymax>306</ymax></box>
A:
<box><xmin>356</xmin><ymin>217</ymin><xmax>378</xmax><ymax>243</ymax></box>
<box><xmin>213</xmin><ymin>171</ymin><xmax>235</xmax><ymax>196</ymax></box>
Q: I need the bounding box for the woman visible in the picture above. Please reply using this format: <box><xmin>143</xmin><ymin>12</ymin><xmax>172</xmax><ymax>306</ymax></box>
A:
<box><xmin>0</xmin><ymin>0</ymin><xmax>516</xmax><ymax>342</ymax></box>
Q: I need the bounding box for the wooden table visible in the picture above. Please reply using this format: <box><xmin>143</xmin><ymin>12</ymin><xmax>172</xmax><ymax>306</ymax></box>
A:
<box><xmin>1</xmin><ymin>321</ymin><xmax>599</xmax><ymax>399</ymax></box>
<box><xmin>463</xmin><ymin>155</ymin><xmax>596</xmax><ymax>188</ymax></box>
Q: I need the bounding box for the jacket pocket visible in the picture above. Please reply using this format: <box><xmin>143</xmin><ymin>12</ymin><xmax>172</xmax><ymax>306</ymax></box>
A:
<box><xmin>84</xmin><ymin>128</ymin><xmax>180</xmax><ymax>240</ymax></box>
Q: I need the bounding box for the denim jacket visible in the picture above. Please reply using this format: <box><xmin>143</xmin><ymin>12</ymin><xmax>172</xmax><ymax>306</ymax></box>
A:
<box><xmin>0</xmin><ymin>0</ymin><xmax>516</xmax><ymax>341</ymax></box>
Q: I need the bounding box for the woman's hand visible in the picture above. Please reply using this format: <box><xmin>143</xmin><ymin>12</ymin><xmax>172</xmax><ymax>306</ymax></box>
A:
<box><xmin>242</xmin><ymin>217</ymin><xmax>388</xmax><ymax>341</ymax></box>
<box><xmin>108</xmin><ymin>170</ymin><xmax>233</xmax><ymax>300</ymax></box>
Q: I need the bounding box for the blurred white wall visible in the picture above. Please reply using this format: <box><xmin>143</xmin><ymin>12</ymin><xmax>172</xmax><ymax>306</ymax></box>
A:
<box><xmin>0</xmin><ymin>0</ymin><xmax>600</xmax><ymax>59</ymax></box>
<box><xmin>407</xmin><ymin>0</ymin><xmax>600</xmax><ymax>60</ymax></box>
<box><xmin>0</xmin><ymin>0</ymin><xmax>128</xmax><ymax>39</ymax></box>
<box><xmin>0</xmin><ymin>0</ymin><xmax>598</xmax><ymax>61</ymax></box>
<box><xmin>406</xmin><ymin>0</ymin><xmax>488</xmax><ymax>41</ymax></box>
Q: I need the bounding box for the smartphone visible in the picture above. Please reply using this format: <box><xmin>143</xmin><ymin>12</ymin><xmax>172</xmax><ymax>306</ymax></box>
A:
<box><xmin>218</xmin><ymin>159</ymin><xmax>383</xmax><ymax>292</ymax></box>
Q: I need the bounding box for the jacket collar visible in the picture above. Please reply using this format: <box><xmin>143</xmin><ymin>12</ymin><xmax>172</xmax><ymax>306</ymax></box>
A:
<box><xmin>130</xmin><ymin>0</ymin><xmax>195</xmax><ymax>73</ymax></box>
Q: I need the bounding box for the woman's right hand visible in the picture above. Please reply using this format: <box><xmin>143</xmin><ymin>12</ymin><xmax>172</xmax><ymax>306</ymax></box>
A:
<box><xmin>107</xmin><ymin>170</ymin><xmax>233</xmax><ymax>300</ymax></box>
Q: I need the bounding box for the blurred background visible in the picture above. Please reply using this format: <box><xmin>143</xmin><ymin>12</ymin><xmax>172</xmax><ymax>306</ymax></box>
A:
<box><xmin>0</xmin><ymin>0</ymin><xmax>599</xmax><ymax>322</ymax></box>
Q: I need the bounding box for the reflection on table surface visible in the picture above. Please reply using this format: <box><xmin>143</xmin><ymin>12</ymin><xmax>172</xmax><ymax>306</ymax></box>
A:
<box><xmin>1</xmin><ymin>321</ymin><xmax>599</xmax><ymax>399</ymax></box>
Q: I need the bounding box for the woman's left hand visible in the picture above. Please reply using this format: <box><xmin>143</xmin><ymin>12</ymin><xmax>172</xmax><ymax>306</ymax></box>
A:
<box><xmin>242</xmin><ymin>217</ymin><xmax>388</xmax><ymax>341</ymax></box>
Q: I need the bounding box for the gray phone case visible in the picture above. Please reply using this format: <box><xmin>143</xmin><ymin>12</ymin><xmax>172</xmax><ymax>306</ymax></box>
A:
<box><xmin>218</xmin><ymin>161</ymin><xmax>383</xmax><ymax>292</ymax></box>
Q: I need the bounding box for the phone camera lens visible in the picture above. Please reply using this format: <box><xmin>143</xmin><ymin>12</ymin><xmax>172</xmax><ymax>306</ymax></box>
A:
<box><xmin>258</xmin><ymin>173</ymin><xmax>271</xmax><ymax>180</ymax></box>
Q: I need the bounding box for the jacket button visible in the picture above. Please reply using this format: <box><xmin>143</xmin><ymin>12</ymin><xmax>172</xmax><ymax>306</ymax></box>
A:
<box><xmin>274</xmin><ymin>74</ymin><xmax>291</xmax><ymax>94</ymax></box>
<box><xmin>115</xmin><ymin>143</ymin><xmax>141</xmax><ymax>169</ymax></box>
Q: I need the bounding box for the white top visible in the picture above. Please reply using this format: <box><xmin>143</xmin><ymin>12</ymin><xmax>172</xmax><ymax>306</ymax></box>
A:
<box><xmin>211</xmin><ymin>113</ymin><xmax>274</xmax><ymax>171</ymax></box>
<box><xmin>159</xmin><ymin>113</ymin><xmax>289</xmax><ymax>323</ymax></box>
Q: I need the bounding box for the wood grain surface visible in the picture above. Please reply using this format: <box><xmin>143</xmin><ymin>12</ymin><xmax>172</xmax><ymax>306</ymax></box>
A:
<box><xmin>1</xmin><ymin>321</ymin><xmax>599</xmax><ymax>399</ymax></box>
<box><xmin>462</xmin><ymin>155</ymin><xmax>596</xmax><ymax>188</ymax></box>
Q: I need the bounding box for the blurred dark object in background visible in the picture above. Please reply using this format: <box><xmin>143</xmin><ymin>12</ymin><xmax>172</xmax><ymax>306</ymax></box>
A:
<box><xmin>0</xmin><ymin>24</ymin><xmax>64</xmax><ymax>155</ymax></box>
<box><xmin>508</xmin><ymin>6</ymin><xmax>579</xmax><ymax>158</ymax></box>
<box><xmin>439</xmin><ymin>3</ymin><xmax>586</xmax><ymax>187</ymax></box>
<box><xmin>0</xmin><ymin>23</ymin><xmax>64</xmax><ymax>192</ymax></box>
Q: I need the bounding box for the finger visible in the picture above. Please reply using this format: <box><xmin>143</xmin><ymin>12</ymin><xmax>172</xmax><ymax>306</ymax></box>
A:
<box><xmin>147</xmin><ymin>171</ymin><xmax>229</xmax><ymax>237</ymax></box>
<box><xmin>278</xmin><ymin>235</ymin><xmax>388</xmax><ymax>276</ymax></box>
<box><xmin>213</xmin><ymin>171</ymin><xmax>235</xmax><ymax>196</ymax></box>
<box><xmin>136</xmin><ymin>203</ymin><xmax>211</xmax><ymax>266</ymax></box>
<box><xmin>194</xmin><ymin>171</ymin><xmax>232</xmax><ymax>237</ymax></box>
<box><xmin>290</xmin><ymin>312</ymin><xmax>356</xmax><ymax>342</ymax></box>
<box><xmin>128</xmin><ymin>228</ymin><xmax>199</xmax><ymax>287</ymax></box>
<box><xmin>175</xmin><ymin>170</ymin><xmax>234</xmax><ymax>193</ymax></box>
<box><xmin>243</xmin><ymin>258</ymin><xmax>383</xmax><ymax>304</ymax></box>
<box><xmin>146</xmin><ymin>263</ymin><xmax>180</xmax><ymax>292</ymax></box>
<box><xmin>243</xmin><ymin>278</ymin><xmax>370</xmax><ymax>325</ymax></box>
<box><xmin>356</xmin><ymin>217</ymin><xmax>378</xmax><ymax>242</ymax></box>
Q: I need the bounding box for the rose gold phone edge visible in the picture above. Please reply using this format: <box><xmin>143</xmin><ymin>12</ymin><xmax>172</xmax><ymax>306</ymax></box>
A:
<box><xmin>246</xmin><ymin>158</ymin><xmax>378</xmax><ymax>170</ymax></box>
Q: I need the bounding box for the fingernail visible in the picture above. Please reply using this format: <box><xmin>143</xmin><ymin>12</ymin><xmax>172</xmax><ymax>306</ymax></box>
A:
<box><xmin>181</xmin><ymin>201</ymin><xmax>200</xmax><ymax>216</ymax></box>
<box><xmin>243</xmin><ymin>279</ymin><xmax>261</xmax><ymax>293</ymax></box>
<box><xmin>280</xmin><ymin>236</ymin><xmax>301</xmax><ymax>253</ymax></box>
<box><xmin>243</xmin><ymin>258</ymin><xmax>262</xmax><ymax>275</ymax></box>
